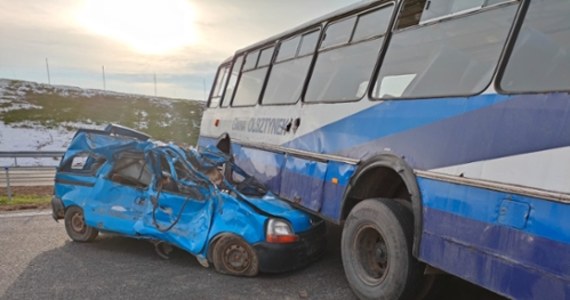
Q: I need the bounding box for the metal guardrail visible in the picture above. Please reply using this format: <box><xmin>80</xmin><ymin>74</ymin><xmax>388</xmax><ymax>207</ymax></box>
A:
<box><xmin>1</xmin><ymin>152</ymin><xmax>64</xmax><ymax>201</ymax></box>
<box><xmin>0</xmin><ymin>151</ymin><xmax>64</xmax><ymax>167</ymax></box>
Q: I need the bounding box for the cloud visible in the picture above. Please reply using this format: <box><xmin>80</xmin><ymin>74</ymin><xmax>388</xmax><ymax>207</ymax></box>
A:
<box><xmin>0</xmin><ymin>0</ymin><xmax>359</xmax><ymax>99</ymax></box>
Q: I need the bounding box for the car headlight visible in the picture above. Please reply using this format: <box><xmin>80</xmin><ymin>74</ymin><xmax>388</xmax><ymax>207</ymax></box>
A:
<box><xmin>266</xmin><ymin>218</ymin><xmax>299</xmax><ymax>244</ymax></box>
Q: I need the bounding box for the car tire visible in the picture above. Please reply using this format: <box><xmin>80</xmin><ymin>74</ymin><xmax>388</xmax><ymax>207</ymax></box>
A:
<box><xmin>341</xmin><ymin>199</ymin><xmax>424</xmax><ymax>300</ymax></box>
<box><xmin>212</xmin><ymin>234</ymin><xmax>259</xmax><ymax>277</ymax></box>
<box><xmin>64</xmin><ymin>206</ymin><xmax>99</xmax><ymax>242</ymax></box>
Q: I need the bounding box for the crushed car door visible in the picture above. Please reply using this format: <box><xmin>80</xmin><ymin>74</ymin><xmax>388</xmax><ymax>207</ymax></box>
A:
<box><xmin>138</xmin><ymin>149</ymin><xmax>214</xmax><ymax>255</ymax></box>
<box><xmin>90</xmin><ymin>151</ymin><xmax>152</xmax><ymax>235</ymax></box>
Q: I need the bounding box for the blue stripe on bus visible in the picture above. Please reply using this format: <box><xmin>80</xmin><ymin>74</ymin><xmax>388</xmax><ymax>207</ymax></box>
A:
<box><xmin>285</xmin><ymin>94</ymin><xmax>510</xmax><ymax>155</ymax></box>
<box><xmin>344</xmin><ymin>93</ymin><xmax>570</xmax><ymax>169</ymax></box>
<box><xmin>202</xmin><ymin>93</ymin><xmax>570</xmax><ymax>171</ymax></box>
<box><xmin>418</xmin><ymin>177</ymin><xmax>570</xmax><ymax>246</ymax></box>
<box><xmin>420</xmin><ymin>211</ymin><xmax>570</xmax><ymax>300</ymax></box>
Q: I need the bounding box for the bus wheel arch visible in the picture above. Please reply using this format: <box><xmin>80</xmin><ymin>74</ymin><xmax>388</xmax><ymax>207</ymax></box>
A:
<box><xmin>341</xmin><ymin>154</ymin><xmax>422</xmax><ymax>256</ymax></box>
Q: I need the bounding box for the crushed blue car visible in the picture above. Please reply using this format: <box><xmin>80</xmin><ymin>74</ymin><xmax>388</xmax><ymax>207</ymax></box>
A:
<box><xmin>51</xmin><ymin>124</ymin><xmax>326</xmax><ymax>276</ymax></box>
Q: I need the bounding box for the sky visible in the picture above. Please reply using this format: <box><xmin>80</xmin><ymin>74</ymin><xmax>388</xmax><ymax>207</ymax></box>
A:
<box><xmin>0</xmin><ymin>0</ymin><xmax>361</xmax><ymax>100</ymax></box>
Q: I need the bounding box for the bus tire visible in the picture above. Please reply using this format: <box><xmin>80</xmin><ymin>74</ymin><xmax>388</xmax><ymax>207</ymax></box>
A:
<box><xmin>341</xmin><ymin>198</ymin><xmax>423</xmax><ymax>300</ymax></box>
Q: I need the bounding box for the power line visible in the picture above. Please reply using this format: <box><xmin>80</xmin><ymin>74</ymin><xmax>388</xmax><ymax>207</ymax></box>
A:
<box><xmin>153</xmin><ymin>73</ymin><xmax>157</xmax><ymax>97</ymax></box>
<box><xmin>202</xmin><ymin>78</ymin><xmax>207</xmax><ymax>101</ymax></box>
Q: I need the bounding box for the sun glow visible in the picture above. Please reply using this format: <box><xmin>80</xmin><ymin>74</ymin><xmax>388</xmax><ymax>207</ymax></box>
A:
<box><xmin>77</xmin><ymin>0</ymin><xmax>198</xmax><ymax>55</ymax></box>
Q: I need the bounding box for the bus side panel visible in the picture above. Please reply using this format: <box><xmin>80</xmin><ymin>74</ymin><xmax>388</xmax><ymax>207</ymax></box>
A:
<box><xmin>197</xmin><ymin>137</ymin><xmax>287</xmax><ymax>195</ymax></box>
<box><xmin>197</xmin><ymin>136</ymin><xmax>355</xmax><ymax>220</ymax></box>
<box><xmin>321</xmin><ymin>161</ymin><xmax>356</xmax><ymax>221</ymax></box>
<box><xmin>280</xmin><ymin>156</ymin><xmax>326</xmax><ymax>211</ymax></box>
<box><xmin>232</xmin><ymin>144</ymin><xmax>286</xmax><ymax>194</ymax></box>
<box><xmin>418</xmin><ymin>177</ymin><xmax>570</xmax><ymax>299</ymax></box>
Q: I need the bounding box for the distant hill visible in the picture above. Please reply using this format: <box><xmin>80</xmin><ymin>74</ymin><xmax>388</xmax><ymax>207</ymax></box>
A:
<box><xmin>0</xmin><ymin>79</ymin><xmax>205</xmax><ymax>152</ymax></box>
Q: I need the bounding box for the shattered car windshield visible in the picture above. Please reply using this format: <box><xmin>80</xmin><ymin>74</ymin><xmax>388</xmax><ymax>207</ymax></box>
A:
<box><xmin>152</xmin><ymin>149</ymin><xmax>211</xmax><ymax>198</ymax></box>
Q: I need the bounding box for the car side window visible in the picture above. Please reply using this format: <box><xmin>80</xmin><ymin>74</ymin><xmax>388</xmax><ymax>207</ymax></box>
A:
<box><xmin>61</xmin><ymin>153</ymin><xmax>106</xmax><ymax>174</ymax></box>
<box><xmin>109</xmin><ymin>152</ymin><xmax>151</xmax><ymax>189</ymax></box>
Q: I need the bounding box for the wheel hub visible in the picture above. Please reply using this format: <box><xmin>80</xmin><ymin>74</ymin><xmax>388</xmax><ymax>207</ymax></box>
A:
<box><xmin>355</xmin><ymin>225</ymin><xmax>389</xmax><ymax>285</ymax></box>
<box><xmin>224</xmin><ymin>244</ymin><xmax>250</xmax><ymax>272</ymax></box>
<box><xmin>70</xmin><ymin>211</ymin><xmax>86</xmax><ymax>233</ymax></box>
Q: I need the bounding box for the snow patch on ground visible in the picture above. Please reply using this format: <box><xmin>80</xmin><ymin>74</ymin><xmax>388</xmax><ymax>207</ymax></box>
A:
<box><xmin>151</xmin><ymin>98</ymin><xmax>173</xmax><ymax>108</ymax></box>
<box><xmin>0</xmin><ymin>121</ymin><xmax>103</xmax><ymax>166</ymax></box>
<box><xmin>0</xmin><ymin>103</ymin><xmax>42</xmax><ymax>113</ymax></box>
<box><xmin>59</xmin><ymin>121</ymin><xmax>101</xmax><ymax>130</ymax></box>
<box><xmin>135</xmin><ymin>110</ymin><xmax>149</xmax><ymax>129</ymax></box>
<box><xmin>0</xmin><ymin>81</ymin><xmax>8</xmax><ymax>99</ymax></box>
<box><xmin>0</xmin><ymin>78</ymin><xmax>203</xmax><ymax>166</ymax></box>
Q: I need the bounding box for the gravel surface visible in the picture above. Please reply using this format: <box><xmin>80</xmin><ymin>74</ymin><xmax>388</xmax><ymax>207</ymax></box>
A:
<box><xmin>0</xmin><ymin>212</ymin><xmax>506</xmax><ymax>300</ymax></box>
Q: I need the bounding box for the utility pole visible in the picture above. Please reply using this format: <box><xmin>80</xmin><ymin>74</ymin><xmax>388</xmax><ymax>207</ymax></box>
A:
<box><xmin>153</xmin><ymin>73</ymin><xmax>157</xmax><ymax>97</ymax></box>
<box><xmin>45</xmin><ymin>58</ymin><xmax>51</xmax><ymax>85</ymax></box>
<box><xmin>203</xmin><ymin>78</ymin><xmax>207</xmax><ymax>101</ymax></box>
<box><xmin>102</xmin><ymin>65</ymin><xmax>106</xmax><ymax>91</ymax></box>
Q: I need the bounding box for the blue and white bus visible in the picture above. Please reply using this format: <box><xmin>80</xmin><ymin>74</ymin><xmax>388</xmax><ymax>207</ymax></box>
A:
<box><xmin>199</xmin><ymin>0</ymin><xmax>570</xmax><ymax>299</ymax></box>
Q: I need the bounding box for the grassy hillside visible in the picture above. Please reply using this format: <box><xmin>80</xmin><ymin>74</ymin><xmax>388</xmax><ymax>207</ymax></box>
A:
<box><xmin>0</xmin><ymin>79</ymin><xmax>205</xmax><ymax>145</ymax></box>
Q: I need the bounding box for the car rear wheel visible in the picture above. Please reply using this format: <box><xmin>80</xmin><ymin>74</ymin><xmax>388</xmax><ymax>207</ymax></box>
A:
<box><xmin>341</xmin><ymin>199</ymin><xmax>423</xmax><ymax>300</ymax></box>
<box><xmin>64</xmin><ymin>206</ymin><xmax>99</xmax><ymax>242</ymax></box>
<box><xmin>212</xmin><ymin>234</ymin><xmax>259</xmax><ymax>277</ymax></box>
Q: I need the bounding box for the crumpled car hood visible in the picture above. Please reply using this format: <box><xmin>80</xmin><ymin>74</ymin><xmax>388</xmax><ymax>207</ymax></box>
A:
<box><xmin>240</xmin><ymin>194</ymin><xmax>313</xmax><ymax>233</ymax></box>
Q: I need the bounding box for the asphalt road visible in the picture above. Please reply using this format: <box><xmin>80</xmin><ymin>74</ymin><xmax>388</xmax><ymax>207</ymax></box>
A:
<box><xmin>0</xmin><ymin>211</ymin><xmax>506</xmax><ymax>300</ymax></box>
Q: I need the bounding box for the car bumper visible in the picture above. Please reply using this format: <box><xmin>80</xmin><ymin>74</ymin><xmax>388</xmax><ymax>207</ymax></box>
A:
<box><xmin>253</xmin><ymin>221</ymin><xmax>326</xmax><ymax>273</ymax></box>
<box><xmin>51</xmin><ymin>196</ymin><xmax>65</xmax><ymax>221</ymax></box>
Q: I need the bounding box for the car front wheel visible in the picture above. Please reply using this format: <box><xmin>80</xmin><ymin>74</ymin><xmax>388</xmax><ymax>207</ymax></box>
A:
<box><xmin>212</xmin><ymin>234</ymin><xmax>259</xmax><ymax>277</ymax></box>
<box><xmin>64</xmin><ymin>206</ymin><xmax>99</xmax><ymax>242</ymax></box>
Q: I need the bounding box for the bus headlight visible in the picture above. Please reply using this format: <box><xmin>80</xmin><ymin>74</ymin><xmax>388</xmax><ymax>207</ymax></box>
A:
<box><xmin>266</xmin><ymin>219</ymin><xmax>298</xmax><ymax>244</ymax></box>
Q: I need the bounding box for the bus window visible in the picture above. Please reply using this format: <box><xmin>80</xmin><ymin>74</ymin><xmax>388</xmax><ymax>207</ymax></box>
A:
<box><xmin>233</xmin><ymin>47</ymin><xmax>274</xmax><ymax>107</ymax></box>
<box><xmin>298</xmin><ymin>30</ymin><xmax>320</xmax><ymax>56</ymax></box>
<box><xmin>258</xmin><ymin>46</ymin><xmax>275</xmax><ymax>67</ymax></box>
<box><xmin>220</xmin><ymin>55</ymin><xmax>243</xmax><ymax>108</ymax></box>
<box><xmin>352</xmin><ymin>7</ymin><xmax>393</xmax><ymax>42</ymax></box>
<box><xmin>420</xmin><ymin>0</ymin><xmax>486</xmax><ymax>23</ymax></box>
<box><xmin>305</xmin><ymin>5</ymin><xmax>394</xmax><ymax>103</ymax></box>
<box><xmin>373</xmin><ymin>1</ymin><xmax>518</xmax><ymax>99</ymax></box>
<box><xmin>500</xmin><ymin>0</ymin><xmax>570</xmax><ymax>93</ymax></box>
<box><xmin>243</xmin><ymin>50</ymin><xmax>259</xmax><ymax>71</ymax></box>
<box><xmin>263</xmin><ymin>29</ymin><xmax>321</xmax><ymax>105</ymax></box>
<box><xmin>397</xmin><ymin>0</ymin><xmax>514</xmax><ymax>29</ymax></box>
<box><xmin>208</xmin><ymin>64</ymin><xmax>230</xmax><ymax>108</ymax></box>
<box><xmin>320</xmin><ymin>17</ymin><xmax>356</xmax><ymax>49</ymax></box>
<box><xmin>276</xmin><ymin>36</ymin><xmax>301</xmax><ymax>62</ymax></box>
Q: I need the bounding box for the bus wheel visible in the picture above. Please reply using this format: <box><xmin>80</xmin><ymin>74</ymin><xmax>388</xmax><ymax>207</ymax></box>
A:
<box><xmin>64</xmin><ymin>206</ymin><xmax>99</xmax><ymax>242</ymax></box>
<box><xmin>341</xmin><ymin>199</ymin><xmax>423</xmax><ymax>300</ymax></box>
